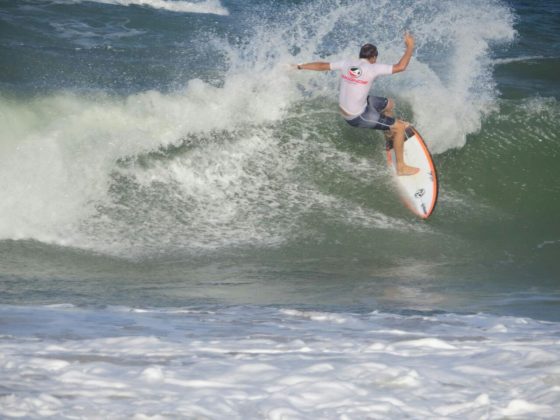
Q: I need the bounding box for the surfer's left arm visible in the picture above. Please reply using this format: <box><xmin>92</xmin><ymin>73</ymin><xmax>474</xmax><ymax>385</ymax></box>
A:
<box><xmin>392</xmin><ymin>32</ymin><xmax>415</xmax><ymax>74</ymax></box>
<box><xmin>294</xmin><ymin>62</ymin><xmax>331</xmax><ymax>71</ymax></box>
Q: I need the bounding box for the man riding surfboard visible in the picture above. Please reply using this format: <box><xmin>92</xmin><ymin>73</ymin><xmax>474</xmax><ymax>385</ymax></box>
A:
<box><xmin>295</xmin><ymin>32</ymin><xmax>419</xmax><ymax>176</ymax></box>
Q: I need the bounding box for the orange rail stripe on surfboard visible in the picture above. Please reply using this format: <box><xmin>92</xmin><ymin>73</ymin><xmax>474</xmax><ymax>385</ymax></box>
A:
<box><xmin>411</xmin><ymin>127</ymin><xmax>438</xmax><ymax>218</ymax></box>
<box><xmin>385</xmin><ymin>127</ymin><xmax>438</xmax><ymax>219</ymax></box>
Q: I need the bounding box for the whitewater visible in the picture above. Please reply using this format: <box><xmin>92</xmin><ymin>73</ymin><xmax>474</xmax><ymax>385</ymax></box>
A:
<box><xmin>2</xmin><ymin>304</ymin><xmax>560</xmax><ymax>418</ymax></box>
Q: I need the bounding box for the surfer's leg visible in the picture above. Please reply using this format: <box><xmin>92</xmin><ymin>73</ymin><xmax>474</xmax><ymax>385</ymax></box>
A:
<box><xmin>347</xmin><ymin>102</ymin><xmax>417</xmax><ymax>174</ymax></box>
<box><xmin>391</xmin><ymin>120</ymin><xmax>419</xmax><ymax>176</ymax></box>
<box><xmin>380</xmin><ymin>98</ymin><xmax>411</xmax><ymax>129</ymax></box>
<box><xmin>382</xmin><ymin>99</ymin><xmax>395</xmax><ymax>140</ymax></box>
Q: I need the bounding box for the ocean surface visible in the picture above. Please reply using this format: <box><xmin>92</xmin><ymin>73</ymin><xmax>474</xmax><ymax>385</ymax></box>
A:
<box><xmin>1</xmin><ymin>0</ymin><xmax>559</xmax><ymax>418</ymax></box>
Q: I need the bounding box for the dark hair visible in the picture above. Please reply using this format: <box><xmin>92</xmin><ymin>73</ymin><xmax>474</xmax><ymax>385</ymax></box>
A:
<box><xmin>359</xmin><ymin>43</ymin><xmax>378</xmax><ymax>59</ymax></box>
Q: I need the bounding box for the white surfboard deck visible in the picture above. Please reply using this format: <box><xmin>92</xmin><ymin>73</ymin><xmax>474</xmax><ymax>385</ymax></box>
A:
<box><xmin>386</xmin><ymin>126</ymin><xmax>438</xmax><ymax>219</ymax></box>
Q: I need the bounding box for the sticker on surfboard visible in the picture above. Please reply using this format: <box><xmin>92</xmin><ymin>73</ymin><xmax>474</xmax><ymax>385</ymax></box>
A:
<box><xmin>385</xmin><ymin>126</ymin><xmax>438</xmax><ymax>219</ymax></box>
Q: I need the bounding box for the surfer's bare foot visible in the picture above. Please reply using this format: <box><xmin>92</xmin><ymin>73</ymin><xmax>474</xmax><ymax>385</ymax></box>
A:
<box><xmin>397</xmin><ymin>164</ymin><xmax>420</xmax><ymax>176</ymax></box>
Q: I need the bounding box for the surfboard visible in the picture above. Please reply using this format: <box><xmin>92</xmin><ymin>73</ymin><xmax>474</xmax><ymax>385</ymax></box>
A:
<box><xmin>385</xmin><ymin>126</ymin><xmax>438</xmax><ymax>219</ymax></box>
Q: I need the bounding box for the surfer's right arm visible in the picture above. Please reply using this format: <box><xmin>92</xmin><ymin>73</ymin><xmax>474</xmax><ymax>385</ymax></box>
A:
<box><xmin>295</xmin><ymin>62</ymin><xmax>331</xmax><ymax>71</ymax></box>
<box><xmin>392</xmin><ymin>32</ymin><xmax>415</xmax><ymax>74</ymax></box>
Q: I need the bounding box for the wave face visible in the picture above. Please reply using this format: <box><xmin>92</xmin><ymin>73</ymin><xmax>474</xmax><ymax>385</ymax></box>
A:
<box><xmin>0</xmin><ymin>0</ymin><xmax>520</xmax><ymax>251</ymax></box>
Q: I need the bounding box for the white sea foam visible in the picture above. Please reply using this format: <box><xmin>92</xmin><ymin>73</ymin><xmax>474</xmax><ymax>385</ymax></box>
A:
<box><xmin>65</xmin><ymin>0</ymin><xmax>229</xmax><ymax>15</ymax></box>
<box><xmin>493</xmin><ymin>55</ymin><xmax>546</xmax><ymax>65</ymax></box>
<box><xmin>0</xmin><ymin>64</ymin><xmax>299</xmax><ymax>251</ymax></box>
<box><xmin>1</xmin><ymin>304</ymin><xmax>559</xmax><ymax>418</ymax></box>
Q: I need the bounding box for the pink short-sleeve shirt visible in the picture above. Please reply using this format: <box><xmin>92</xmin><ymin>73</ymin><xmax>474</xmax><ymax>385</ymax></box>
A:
<box><xmin>330</xmin><ymin>59</ymin><xmax>393</xmax><ymax>116</ymax></box>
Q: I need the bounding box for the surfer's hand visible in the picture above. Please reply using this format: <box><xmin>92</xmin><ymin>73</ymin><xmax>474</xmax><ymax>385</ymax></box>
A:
<box><xmin>404</xmin><ymin>32</ymin><xmax>414</xmax><ymax>49</ymax></box>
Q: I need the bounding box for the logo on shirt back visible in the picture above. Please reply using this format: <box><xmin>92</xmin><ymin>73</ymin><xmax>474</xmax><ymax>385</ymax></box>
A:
<box><xmin>341</xmin><ymin>66</ymin><xmax>368</xmax><ymax>85</ymax></box>
<box><xmin>349</xmin><ymin>67</ymin><xmax>362</xmax><ymax>78</ymax></box>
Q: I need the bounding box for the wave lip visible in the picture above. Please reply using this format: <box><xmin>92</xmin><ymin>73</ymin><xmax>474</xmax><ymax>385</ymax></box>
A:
<box><xmin>74</xmin><ymin>0</ymin><xmax>230</xmax><ymax>15</ymax></box>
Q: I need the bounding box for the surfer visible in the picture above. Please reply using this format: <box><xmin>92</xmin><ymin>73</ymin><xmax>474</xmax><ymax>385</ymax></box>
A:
<box><xmin>295</xmin><ymin>32</ymin><xmax>419</xmax><ymax>176</ymax></box>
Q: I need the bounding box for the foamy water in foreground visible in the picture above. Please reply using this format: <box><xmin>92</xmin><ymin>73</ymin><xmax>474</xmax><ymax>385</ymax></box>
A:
<box><xmin>1</xmin><ymin>304</ymin><xmax>559</xmax><ymax>419</ymax></box>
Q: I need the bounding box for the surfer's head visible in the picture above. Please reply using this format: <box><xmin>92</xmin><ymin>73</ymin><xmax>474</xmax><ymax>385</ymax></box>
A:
<box><xmin>359</xmin><ymin>44</ymin><xmax>378</xmax><ymax>60</ymax></box>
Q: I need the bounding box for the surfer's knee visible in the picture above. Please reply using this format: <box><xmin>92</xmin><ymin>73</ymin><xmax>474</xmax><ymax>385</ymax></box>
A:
<box><xmin>391</xmin><ymin>119</ymin><xmax>405</xmax><ymax>133</ymax></box>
